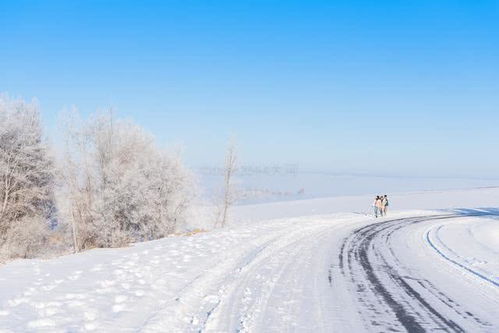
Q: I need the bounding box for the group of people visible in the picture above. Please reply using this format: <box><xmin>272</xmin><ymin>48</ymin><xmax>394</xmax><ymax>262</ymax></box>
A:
<box><xmin>373</xmin><ymin>195</ymin><xmax>389</xmax><ymax>218</ymax></box>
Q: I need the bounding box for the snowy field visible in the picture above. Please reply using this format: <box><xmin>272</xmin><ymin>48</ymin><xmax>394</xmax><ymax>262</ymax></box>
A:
<box><xmin>1</xmin><ymin>188</ymin><xmax>499</xmax><ymax>332</ymax></box>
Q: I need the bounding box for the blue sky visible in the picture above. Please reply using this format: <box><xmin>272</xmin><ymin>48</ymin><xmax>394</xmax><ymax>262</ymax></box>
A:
<box><xmin>1</xmin><ymin>0</ymin><xmax>498</xmax><ymax>177</ymax></box>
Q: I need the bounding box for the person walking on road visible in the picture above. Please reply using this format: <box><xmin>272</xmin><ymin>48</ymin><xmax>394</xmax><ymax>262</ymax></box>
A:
<box><xmin>373</xmin><ymin>196</ymin><xmax>381</xmax><ymax>218</ymax></box>
<box><xmin>382</xmin><ymin>195</ymin><xmax>389</xmax><ymax>216</ymax></box>
<box><xmin>376</xmin><ymin>196</ymin><xmax>384</xmax><ymax>217</ymax></box>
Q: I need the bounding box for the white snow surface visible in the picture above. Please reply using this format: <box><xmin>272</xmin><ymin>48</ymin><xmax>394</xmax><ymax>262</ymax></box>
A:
<box><xmin>1</xmin><ymin>188</ymin><xmax>499</xmax><ymax>332</ymax></box>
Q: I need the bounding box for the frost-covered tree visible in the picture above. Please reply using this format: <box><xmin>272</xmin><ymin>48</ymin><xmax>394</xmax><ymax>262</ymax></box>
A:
<box><xmin>216</xmin><ymin>140</ymin><xmax>238</xmax><ymax>228</ymax></box>
<box><xmin>0</xmin><ymin>95</ymin><xmax>55</xmax><ymax>259</ymax></box>
<box><xmin>60</xmin><ymin>110</ymin><xmax>194</xmax><ymax>250</ymax></box>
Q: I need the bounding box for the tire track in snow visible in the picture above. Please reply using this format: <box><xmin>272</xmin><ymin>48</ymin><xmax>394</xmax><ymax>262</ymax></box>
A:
<box><xmin>140</xmin><ymin>219</ymin><xmax>341</xmax><ymax>332</ymax></box>
<box><xmin>339</xmin><ymin>214</ymin><xmax>494</xmax><ymax>332</ymax></box>
<box><xmin>425</xmin><ymin>226</ymin><xmax>499</xmax><ymax>288</ymax></box>
<box><xmin>201</xmin><ymin>221</ymin><xmax>337</xmax><ymax>332</ymax></box>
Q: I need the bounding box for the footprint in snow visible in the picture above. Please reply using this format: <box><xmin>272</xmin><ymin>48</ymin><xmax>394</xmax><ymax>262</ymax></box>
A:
<box><xmin>68</xmin><ymin>274</ymin><xmax>81</xmax><ymax>281</ymax></box>
<box><xmin>41</xmin><ymin>284</ymin><xmax>57</xmax><ymax>291</ymax></box>
<box><xmin>39</xmin><ymin>306</ymin><xmax>61</xmax><ymax>316</ymax></box>
<box><xmin>134</xmin><ymin>290</ymin><xmax>145</xmax><ymax>297</ymax></box>
<box><xmin>84</xmin><ymin>309</ymin><xmax>98</xmax><ymax>321</ymax></box>
<box><xmin>23</xmin><ymin>287</ymin><xmax>37</xmax><ymax>296</ymax></box>
<box><xmin>84</xmin><ymin>322</ymin><xmax>98</xmax><ymax>331</ymax></box>
<box><xmin>470</xmin><ymin>258</ymin><xmax>487</xmax><ymax>265</ymax></box>
<box><xmin>112</xmin><ymin>304</ymin><xmax>126</xmax><ymax>313</ymax></box>
<box><xmin>91</xmin><ymin>264</ymin><xmax>103</xmax><ymax>272</ymax></box>
<box><xmin>99</xmin><ymin>280</ymin><xmax>116</xmax><ymax>288</ymax></box>
<box><xmin>8</xmin><ymin>297</ymin><xmax>29</xmax><ymax>307</ymax></box>
<box><xmin>204</xmin><ymin>295</ymin><xmax>220</xmax><ymax>304</ymax></box>
<box><xmin>67</xmin><ymin>300</ymin><xmax>85</xmax><ymax>308</ymax></box>
<box><xmin>96</xmin><ymin>288</ymin><xmax>116</xmax><ymax>294</ymax></box>
<box><xmin>114</xmin><ymin>295</ymin><xmax>128</xmax><ymax>303</ymax></box>
<box><xmin>33</xmin><ymin>301</ymin><xmax>62</xmax><ymax>311</ymax></box>
<box><xmin>27</xmin><ymin>318</ymin><xmax>56</xmax><ymax>329</ymax></box>
<box><xmin>62</xmin><ymin>293</ymin><xmax>86</xmax><ymax>301</ymax></box>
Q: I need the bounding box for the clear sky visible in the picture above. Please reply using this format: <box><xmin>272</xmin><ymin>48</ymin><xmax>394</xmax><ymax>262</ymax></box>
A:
<box><xmin>1</xmin><ymin>0</ymin><xmax>498</xmax><ymax>177</ymax></box>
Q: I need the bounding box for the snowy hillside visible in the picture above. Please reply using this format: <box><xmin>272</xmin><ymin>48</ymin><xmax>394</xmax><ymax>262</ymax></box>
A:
<box><xmin>1</xmin><ymin>188</ymin><xmax>498</xmax><ymax>332</ymax></box>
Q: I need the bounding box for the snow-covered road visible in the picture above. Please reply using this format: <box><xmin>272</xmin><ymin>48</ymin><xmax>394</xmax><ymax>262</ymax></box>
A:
<box><xmin>338</xmin><ymin>213</ymin><xmax>498</xmax><ymax>332</ymax></box>
<box><xmin>0</xmin><ymin>210</ymin><xmax>498</xmax><ymax>332</ymax></box>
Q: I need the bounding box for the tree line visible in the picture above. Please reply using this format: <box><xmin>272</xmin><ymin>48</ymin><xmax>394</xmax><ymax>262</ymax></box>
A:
<box><xmin>0</xmin><ymin>95</ymin><xmax>196</xmax><ymax>261</ymax></box>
